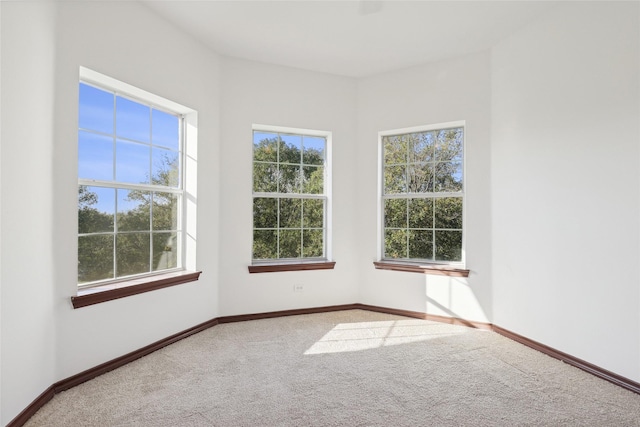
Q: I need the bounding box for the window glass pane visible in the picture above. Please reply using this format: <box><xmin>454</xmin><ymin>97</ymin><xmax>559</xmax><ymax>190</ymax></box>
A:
<box><xmin>152</xmin><ymin>109</ymin><xmax>179</xmax><ymax>151</ymax></box>
<box><xmin>436</xmin><ymin>128</ymin><xmax>463</xmax><ymax>162</ymax></box>
<box><xmin>434</xmin><ymin>162</ymin><xmax>462</xmax><ymax>192</ymax></box>
<box><xmin>384</xmin><ymin>199</ymin><xmax>406</xmax><ymax>229</ymax></box>
<box><xmin>279</xmin><ymin>164</ymin><xmax>301</xmax><ymax>193</ymax></box>
<box><xmin>253</xmin><ymin>197</ymin><xmax>277</xmax><ymax>229</ymax></box>
<box><xmin>382</xmin><ymin>125</ymin><xmax>463</xmax><ymax>264</ymax></box>
<box><xmin>408</xmin><ymin>198</ymin><xmax>433</xmax><ymax>229</ymax></box>
<box><xmin>302</xmin><ymin>166</ymin><xmax>323</xmax><ymax>194</ymax></box>
<box><xmin>280</xmin><ymin>198</ymin><xmax>302</xmax><ymax>228</ymax></box>
<box><xmin>79</xmin><ymin>83</ymin><xmax>113</xmax><ymax>135</ymax></box>
<box><xmin>409</xmin><ymin>230</ymin><xmax>433</xmax><ymax>260</ymax></box>
<box><xmin>153</xmin><ymin>192</ymin><xmax>179</xmax><ymax>231</ymax></box>
<box><xmin>384</xmin><ymin>165</ymin><xmax>406</xmax><ymax>194</ymax></box>
<box><xmin>435</xmin><ymin>197</ymin><xmax>463</xmax><ymax>229</ymax></box>
<box><xmin>409</xmin><ymin>131</ymin><xmax>435</xmax><ymax>164</ymax></box>
<box><xmin>279</xmin><ymin>134</ymin><xmax>302</xmax><ymax>164</ymax></box>
<box><xmin>279</xmin><ymin>229</ymin><xmax>301</xmax><ymax>258</ymax></box>
<box><xmin>253</xmin><ymin>133</ymin><xmax>278</xmax><ymax>162</ymax></box>
<box><xmin>78</xmin><ymin>186</ymin><xmax>115</xmax><ymax>234</ymax></box>
<box><xmin>252</xmin><ymin>129</ymin><xmax>327</xmax><ymax>262</ymax></box>
<box><xmin>303</xmin><ymin>199</ymin><xmax>324</xmax><ymax>228</ymax></box>
<box><xmin>152</xmin><ymin>147</ymin><xmax>179</xmax><ymax>187</ymax></box>
<box><xmin>253</xmin><ymin>163</ymin><xmax>278</xmax><ymax>193</ymax></box>
<box><xmin>435</xmin><ymin>230</ymin><xmax>462</xmax><ymax>262</ymax></box>
<box><xmin>78</xmin><ymin>131</ymin><xmax>114</xmax><ymax>181</ymax></box>
<box><xmin>253</xmin><ymin>229</ymin><xmax>277</xmax><ymax>259</ymax></box>
<box><xmin>384</xmin><ymin>229</ymin><xmax>408</xmax><ymax>259</ymax></box>
<box><xmin>116</xmin><ymin>96</ymin><xmax>150</xmax><ymax>143</ymax></box>
<box><xmin>408</xmin><ymin>163</ymin><xmax>433</xmax><ymax>193</ymax></box>
<box><xmin>116</xmin><ymin>233</ymin><xmax>151</xmax><ymax>277</ymax></box>
<box><xmin>302</xmin><ymin>137</ymin><xmax>324</xmax><ymax>165</ymax></box>
<box><xmin>383</xmin><ymin>135</ymin><xmax>406</xmax><ymax>165</ymax></box>
<box><xmin>152</xmin><ymin>232</ymin><xmax>178</xmax><ymax>271</ymax></box>
<box><xmin>78</xmin><ymin>78</ymin><xmax>185</xmax><ymax>285</ymax></box>
<box><xmin>116</xmin><ymin>140</ymin><xmax>150</xmax><ymax>184</ymax></box>
<box><xmin>303</xmin><ymin>229</ymin><xmax>323</xmax><ymax>258</ymax></box>
<box><xmin>78</xmin><ymin>234</ymin><xmax>114</xmax><ymax>283</ymax></box>
<box><xmin>117</xmin><ymin>189</ymin><xmax>150</xmax><ymax>232</ymax></box>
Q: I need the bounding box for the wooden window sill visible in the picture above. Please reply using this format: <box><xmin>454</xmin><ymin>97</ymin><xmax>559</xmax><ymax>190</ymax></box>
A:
<box><xmin>71</xmin><ymin>270</ymin><xmax>202</xmax><ymax>309</ymax></box>
<box><xmin>248</xmin><ymin>262</ymin><xmax>336</xmax><ymax>273</ymax></box>
<box><xmin>373</xmin><ymin>261</ymin><xmax>469</xmax><ymax>277</ymax></box>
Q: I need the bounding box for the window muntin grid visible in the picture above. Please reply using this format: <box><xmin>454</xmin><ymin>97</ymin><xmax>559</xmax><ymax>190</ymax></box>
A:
<box><xmin>381</xmin><ymin>126</ymin><xmax>464</xmax><ymax>263</ymax></box>
<box><xmin>252</xmin><ymin>130</ymin><xmax>327</xmax><ymax>262</ymax></box>
<box><xmin>77</xmin><ymin>82</ymin><xmax>184</xmax><ymax>286</ymax></box>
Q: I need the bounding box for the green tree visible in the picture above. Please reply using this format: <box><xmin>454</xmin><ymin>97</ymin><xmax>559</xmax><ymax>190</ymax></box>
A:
<box><xmin>119</xmin><ymin>154</ymin><xmax>180</xmax><ymax>275</ymax></box>
<box><xmin>78</xmin><ymin>154</ymin><xmax>180</xmax><ymax>282</ymax></box>
<box><xmin>383</xmin><ymin>128</ymin><xmax>464</xmax><ymax>262</ymax></box>
<box><xmin>78</xmin><ymin>186</ymin><xmax>114</xmax><ymax>283</ymax></box>
<box><xmin>252</xmin><ymin>135</ymin><xmax>325</xmax><ymax>259</ymax></box>
<box><xmin>78</xmin><ymin>186</ymin><xmax>113</xmax><ymax>234</ymax></box>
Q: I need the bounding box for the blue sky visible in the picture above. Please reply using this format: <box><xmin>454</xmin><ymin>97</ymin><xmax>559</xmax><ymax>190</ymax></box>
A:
<box><xmin>78</xmin><ymin>83</ymin><xmax>180</xmax><ymax>215</ymax></box>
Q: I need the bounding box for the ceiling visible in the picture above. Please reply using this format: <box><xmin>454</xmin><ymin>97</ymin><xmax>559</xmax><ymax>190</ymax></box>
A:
<box><xmin>143</xmin><ymin>1</ymin><xmax>557</xmax><ymax>78</ymax></box>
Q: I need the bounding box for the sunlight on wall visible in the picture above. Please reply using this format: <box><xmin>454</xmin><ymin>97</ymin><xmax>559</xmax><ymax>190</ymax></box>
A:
<box><xmin>304</xmin><ymin>320</ymin><xmax>465</xmax><ymax>355</ymax></box>
<box><xmin>425</xmin><ymin>275</ymin><xmax>489</xmax><ymax>323</ymax></box>
<box><xmin>184</xmin><ymin>114</ymin><xmax>198</xmax><ymax>271</ymax></box>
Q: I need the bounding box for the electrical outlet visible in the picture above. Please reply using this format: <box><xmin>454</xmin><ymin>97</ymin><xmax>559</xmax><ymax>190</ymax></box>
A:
<box><xmin>294</xmin><ymin>284</ymin><xmax>304</xmax><ymax>292</ymax></box>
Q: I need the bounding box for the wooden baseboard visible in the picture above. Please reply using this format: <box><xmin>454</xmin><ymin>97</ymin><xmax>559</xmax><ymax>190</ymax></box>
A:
<box><xmin>5</xmin><ymin>386</ymin><xmax>55</xmax><ymax>427</ymax></box>
<box><xmin>8</xmin><ymin>303</ymin><xmax>640</xmax><ymax>427</ymax></box>
<box><xmin>6</xmin><ymin>305</ymin><xmax>356</xmax><ymax>427</ymax></box>
<box><xmin>53</xmin><ymin>317</ymin><xmax>220</xmax><ymax>393</ymax></box>
<box><xmin>354</xmin><ymin>303</ymin><xmax>493</xmax><ymax>330</ymax></box>
<box><xmin>217</xmin><ymin>304</ymin><xmax>360</xmax><ymax>324</ymax></box>
<box><xmin>492</xmin><ymin>325</ymin><xmax>640</xmax><ymax>395</ymax></box>
<box><xmin>6</xmin><ymin>317</ymin><xmax>218</xmax><ymax>427</ymax></box>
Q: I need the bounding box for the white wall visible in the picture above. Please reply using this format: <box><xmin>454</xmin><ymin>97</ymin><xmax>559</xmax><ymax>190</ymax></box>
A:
<box><xmin>52</xmin><ymin>0</ymin><xmax>221</xmax><ymax>379</ymax></box>
<box><xmin>218</xmin><ymin>58</ymin><xmax>360</xmax><ymax>315</ymax></box>
<box><xmin>0</xmin><ymin>2</ymin><xmax>57</xmax><ymax>423</ymax></box>
<box><xmin>2</xmin><ymin>1</ymin><xmax>640</xmax><ymax>423</ymax></box>
<box><xmin>491</xmin><ymin>2</ymin><xmax>640</xmax><ymax>381</ymax></box>
<box><xmin>2</xmin><ymin>1</ymin><xmax>222</xmax><ymax>423</ymax></box>
<box><xmin>356</xmin><ymin>52</ymin><xmax>493</xmax><ymax>323</ymax></box>
<box><xmin>0</xmin><ymin>2</ymin><xmax>4</xmax><ymax>420</ymax></box>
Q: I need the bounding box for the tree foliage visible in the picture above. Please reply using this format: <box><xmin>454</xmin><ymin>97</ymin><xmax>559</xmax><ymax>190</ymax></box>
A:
<box><xmin>384</xmin><ymin>128</ymin><xmax>463</xmax><ymax>194</ymax></box>
<box><xmin>78</xmin><ymin>155</ymin><xmax>180</xmax><ymax>283</ymax></box>
<box><xmin>252</xmin><ymin>136</ymin><xmax>325</xmax><ymax>260</ymax></box>
<box><xmin>383</xmin><ymin>128</ymin><xmax>464</xmax><ymax>262</ymax></box>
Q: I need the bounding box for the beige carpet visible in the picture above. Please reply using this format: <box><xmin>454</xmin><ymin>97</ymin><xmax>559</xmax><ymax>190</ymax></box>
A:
<box><xmin>25</xmin><ymin>310</ymin><xmax>640</xmax><ymax>426</ymax></box>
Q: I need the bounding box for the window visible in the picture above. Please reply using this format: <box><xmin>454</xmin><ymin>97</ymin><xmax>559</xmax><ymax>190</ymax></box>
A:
<box><xmin>251</xmin><ymin>126</ymin><xmax>331</xmax><ymax>265</ymax></box>
<box><xmin>77</xmin><ymin>69</ymin><xmax>194</xmax><ymax>288</ymax></box>
<box><xmin>379</xmin><ymin>122</ymin><xmax>464</xmax><ymax>266</ymax></box>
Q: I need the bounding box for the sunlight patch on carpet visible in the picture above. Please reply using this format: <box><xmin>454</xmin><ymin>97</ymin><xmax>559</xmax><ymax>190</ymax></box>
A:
<box><xmin>304</xmin><ymin>320</ymin><xmax>465</xmax><ymax>355</ymax></box>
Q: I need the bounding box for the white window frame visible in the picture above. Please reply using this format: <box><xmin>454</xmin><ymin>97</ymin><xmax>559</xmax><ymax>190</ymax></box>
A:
<box><xmin>77</xmin><ymin>67</ymin><xmax>198</xmax><ymax>288</ymax></box>
<box><xmin>377</xmin><ymin>121</ymin><xmax>466</xmax><ymax>267</ymax></box>
<box><xmin>251</xmin><ymin>124</ymin><xmax>332</xmax><ymax>264</ymax></box>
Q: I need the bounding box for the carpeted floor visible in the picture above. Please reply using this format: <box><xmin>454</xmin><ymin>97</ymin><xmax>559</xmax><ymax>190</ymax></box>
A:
<box><xmin>24</xmin><ymin>309</ymin><xmax>640</xmax><ymax>426</ymax></box>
